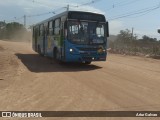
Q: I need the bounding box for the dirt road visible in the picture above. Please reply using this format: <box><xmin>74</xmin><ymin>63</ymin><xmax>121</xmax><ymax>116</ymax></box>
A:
<box><xmin>0</xmin><ymin>40</ymin><xmax>160</xmax><ymax>120</ymax></box>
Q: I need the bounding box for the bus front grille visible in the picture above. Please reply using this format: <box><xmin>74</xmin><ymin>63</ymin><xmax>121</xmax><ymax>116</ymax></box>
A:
<box><xmin>82</xmin><ymin>56</ymin><xmax>92</xmax><ymax>61</ymax></box>
<box><xmin>78</xmin><ymin>47</ymin><xmax>99</xmax><ymax>51</ymax></box>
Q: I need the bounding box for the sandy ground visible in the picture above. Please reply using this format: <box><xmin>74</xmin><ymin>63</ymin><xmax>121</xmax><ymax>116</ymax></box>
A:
<box><xmin>0</xmin><ymin>40</ymin><xmax>160</xmax><ymax>120</ymax></box>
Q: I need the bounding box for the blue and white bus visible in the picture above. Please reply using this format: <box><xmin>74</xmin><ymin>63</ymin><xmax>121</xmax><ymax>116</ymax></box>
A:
<box><xmin>32</xmin><ymin>10</ymin><xmax>109</xmax><ymax>64</ymax></box>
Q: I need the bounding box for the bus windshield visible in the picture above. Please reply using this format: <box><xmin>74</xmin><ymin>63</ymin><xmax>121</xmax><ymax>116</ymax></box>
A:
<box><xmin>68</xmin><ymin>21</ymin><xmax>105</xmax><ymax>45</ymax></box>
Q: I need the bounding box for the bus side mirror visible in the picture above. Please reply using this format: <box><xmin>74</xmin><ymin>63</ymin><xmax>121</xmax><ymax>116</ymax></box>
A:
<box><xmin>158</xmin><ymin>29</ymin><xmax>160</xmax><ymax>34</ymax></box>
<box><xmin>106</xmin><ymin>22</ymin><xmax>109</xmax><ymax>37</ymax></box>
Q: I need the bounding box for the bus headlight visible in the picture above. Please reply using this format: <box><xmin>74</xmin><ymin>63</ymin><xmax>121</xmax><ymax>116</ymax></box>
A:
<box><xmin>70</xmin><ymin>49</ymin><xmax>73</xmax><ymax>52</ymax></box>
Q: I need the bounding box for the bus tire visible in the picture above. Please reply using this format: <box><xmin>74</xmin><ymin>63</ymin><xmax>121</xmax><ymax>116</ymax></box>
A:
<box><xmin>53</xmin><ymin>48</ymin><xmax>63</xmax><ymax>64</ymax></box>
<box><xmin>38</xmin><ymin>45</ymin><xmax>43</xmax><ymax>56</ymax></box>
<box><xmin>53</xmin><ymin>48</ymin><xmax>57</xmax><ymax>60</ymax></box>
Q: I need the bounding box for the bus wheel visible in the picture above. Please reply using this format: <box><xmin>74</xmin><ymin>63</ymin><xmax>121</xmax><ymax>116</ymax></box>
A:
<box><xmin>84</xmin><ymin>61</ymin><xmax>91</xmax><ymax>64</ymax></box>
<box><xmin>38</xmin><ymin>45</ymin><xmax>44</xmax><ymax>56</ymax></box>
<box><xmin>53</xmin><ymin>48</ymin><xmax>57</xmax><ymax>60</ymax></box>
<box><xmin>53</xmin><ymin>49</ymin><xmax>63</xmax><ymax>64</ymax></box>
<box><xmin>53</xmin><ymin>48</ymin><xmax>60</xmax><ymax>61</ymax></box>
<box><xmin>38</xmin><ymin>45</ymin><xmax>42</xmax><ymax>56</ymax></box>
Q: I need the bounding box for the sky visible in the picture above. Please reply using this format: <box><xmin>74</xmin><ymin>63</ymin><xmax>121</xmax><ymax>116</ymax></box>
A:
<box><xmin>0</xmin><ymin>0</ymin><xmax>160</xmax><ymax>39</ymax></box>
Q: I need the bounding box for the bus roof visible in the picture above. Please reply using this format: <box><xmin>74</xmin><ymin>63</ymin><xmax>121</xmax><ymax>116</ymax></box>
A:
<box><xmin>33</xmin><ymin>10</ymin><xmax>106</xmax><ymax>27</ymax></box>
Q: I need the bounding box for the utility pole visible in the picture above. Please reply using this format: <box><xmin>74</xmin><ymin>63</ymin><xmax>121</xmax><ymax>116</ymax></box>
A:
<box><xmin>131</xmin><ymin>27</ymin><xmax>134</xmax><ymax>40</ymax></box>
<box><xmin>24</xmin><ymin>15</ymin><xmax>26</xmax><ymax>28</ymax></box>
<box><xmin>131</xmin><ymin>27</ymin><xmax>136</xmax><ymax>55</ymax></box>
<box><xmin>67</xmin><ymin>4</ymin><xmax>69</xmax><ymax>11</ymax></box>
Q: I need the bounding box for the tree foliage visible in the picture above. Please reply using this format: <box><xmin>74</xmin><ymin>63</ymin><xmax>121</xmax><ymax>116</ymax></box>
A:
<box><xmin>141</xmin><ymin>35</ymin><xmax>157</xmax><ymax>42</ymax></box>
<box><xmin>0</xmin><ymin>21</ymin><xmax>27</xmax><ymax>40</ymax></box>
<box><xmin>109</xmin><ymin>29</ymin><xmax>160</xmax><ymax>56</ymax></box>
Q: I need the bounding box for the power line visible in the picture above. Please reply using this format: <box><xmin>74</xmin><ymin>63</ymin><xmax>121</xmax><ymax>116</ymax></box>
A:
<box><xmin>108</xmin><ymin>3</ymin><xmax>160</xmax><ymax>21</ymax></box>
<box><xmin>26</xmin><ymin>0</ymin><xmax>100</xmax><ymax>18</ymax></box>
<box><xmin>31</xmin><ymin>0</ymin><xmax>101</xmax><ymax>9</ymax></box>
<box><xmin>32</xmin><ymin>0</ymin><xmax>78</xmax><ymax>8</ymax></box>
<box><xmin>4</xmin><ymin>0</ymin><xmax>101</xmax><ymax>26</ymax></box>
<box><xmin>106</xmin><ymin>0</ymin><xmax>142</xmax><ymax>11</ymax></box>
<box><xmin>5</xmin><ymin>16</ymin><xmax>24</xmax><ymax>23</ymax></box>
<box><xmin>27</xmin><ymin>11</ymin><xmax>55</xmax><ymax>18</ymax></box>
<box><xmin>77</xmin><ymin>0</ymin><xmax>101</xmax><ymax>7</ymax></box>
<box><xmin>125</xmin><ymin>9</ymin><xmax>156</xmax><ymax>18</ymax></box>
<box><xmin>114</xmin><ymin>0</ymin><xmax>139</xmax><ymax>6</ymax></box>
<box><xmin>114</xmin><ymin>0</ymin><xmax>130</xmax><ymax>5</ymax></box>
<box><xmin>4</xmin><ymin>6</ymin><xmax>65</xmax><ymax>25</ymax></box>
<box><xmin>25</xmin><ymin>0</ymin><xmax>101</xmax><ymax>18</ymax></box>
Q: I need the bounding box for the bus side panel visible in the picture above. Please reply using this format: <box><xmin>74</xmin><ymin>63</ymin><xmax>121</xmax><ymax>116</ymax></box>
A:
<box><xmin>32</xmin><ymin>26</ymin><xmax>41</xmax><ymax>53</ymax></box>
<box><xmin>46</xmin><ymin>35</ymin><xmax>54</xmax><ymax>57</ymax></box>
<box><xmin>32</xmin><ymin>27</ymin><xmax>36</xmax><ymax>52</ymax></box>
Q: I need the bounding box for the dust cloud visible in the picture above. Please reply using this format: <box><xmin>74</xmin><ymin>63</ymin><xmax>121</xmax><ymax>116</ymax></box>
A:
<box><xmin>8</xmin><ymin>30</ymin><xmax>32</xmax><ymax>43</ymax></box>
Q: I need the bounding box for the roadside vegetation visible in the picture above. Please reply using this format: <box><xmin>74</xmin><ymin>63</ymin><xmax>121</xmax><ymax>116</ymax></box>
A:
<box><xmin>0</xmin><ymin>21</ymin><xmax>31</xmax><ymax>42</ymax></box>
<box><xmin>109</xmin><ymin>29</ymin><xmax>160</xmax><ymax>59</ymax></box>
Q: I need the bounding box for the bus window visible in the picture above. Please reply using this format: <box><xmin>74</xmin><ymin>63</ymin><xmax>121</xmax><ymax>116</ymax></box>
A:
<box><xmin>49</xmin><ymin>21</ymin><xmax>53</xmax><ymax>36</ymax></box>
<box><xmin>96</xmin><ymin>24</ymin><xmax>104</xmax><ymax>37</ymax></box>
<box><xmin>61</xmin><ymin>16</ymin><xmax>66</xmax><ymax>22</ymax></box>
<box><xmin>69</xmin><ymin>25</ymin><xmax>79</xmax><ymax>34</ymax></box>
<box><xmin>68</xmin><ymin>21</ymin><xmax>105</xmax><ymax>44</ymax></box>
<box><xmin>52</xmin><ymin>20</ymin><xmax>55</xmax><ymax>35</ymax></box>
<box><xmin>39</xmin><ymin>26</ymin><xmax>40</xmax><ymax>36</ymax></box>
<box><xmin>40</xmin><ymin>24</ymin><xmax>44</xmax><ymax>36</ymax></box>
<box><xmin>44</xmin><ymin>22</ymin><xmax>48</xmax><ymax>35</ymax></box>
<box><xmin>68</xmin><ymin>21</ymin><xmax>89</xmax><ymax>44</ymax></box>
<box><xmin>33</xmin><ymin>27</ymin><xmax>35</xmax><ymax>37</ymax></box>
<box><xmin>54</xmin><ymin>19</ymin><xmax>60</xmax><ymax>35</ymax></box>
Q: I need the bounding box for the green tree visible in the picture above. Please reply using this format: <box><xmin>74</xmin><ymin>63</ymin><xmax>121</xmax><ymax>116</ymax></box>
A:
<box><xmin>0</xmin><ymin>22</ymin><xmax>27</xmax><ymax>40</ymax></box>
<box><xmin>0</xmin><ymin>21</ymin><xmax>6</xmax><ymax>39</ymax></box>
<box><xmin>117</xmin><ymin>29</ymin><xmax>132</xmax><ymax>42</ymax></box>
<box><xmin>109</xmin><ymin>29</ymin><xmax>160</xmax><ymax>57</ymax></box>
<box><xmin>112</xmin><ymin>29</ymin><xmax>138</xmax><ymax>54</ymax></box>
<box><xmin>5</xmin><ymin>22</ymin><xmax>26</xmax><ymax>39</ymax></box>
<box><xmin>141</xmin><ymin>35</ymin><xmax>157</xmax><ymax>42</ymax></box>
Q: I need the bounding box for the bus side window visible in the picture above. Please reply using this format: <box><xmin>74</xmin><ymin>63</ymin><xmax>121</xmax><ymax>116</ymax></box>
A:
<box><xmin>40</xmin><ymin>25</ymin><xmax>42</xmax><ymax>36</ymax></box>
<box><xmin>44</xmin><ymin>22</ymin><xmax>48</xmax><ymax>36</ymax></box>
<box><xmin>47</xmin><ymin>22</ymin><xmax>49</xmax><ymax>35</ymax></box>
<box><xmin>39</xmin><ymin>26</ymin><xmax>40</xmax><ymax>36</ymax></box>
<box><xmin>52</xmin><ymin>20</ymin><xmax>55</xmax><ymax>35</ymax></box>
<box><xmin>33</xmin><ymin>27</ymin><xmax>35</xmax><ymax>37</ymax></box>
<box><xmin>40</xmin><ymin>24</ymin><xmax>44</xmax><ymax>36</ymax></box>
<box><xmin>54</xmin><ymin>18</ymin><xmax>60</xmax><ymax>35</ymax></box>
<box><xmin>49</xmin><ymin>21</ymin><xmax>53</xmax><ymax>36</ymax></box>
